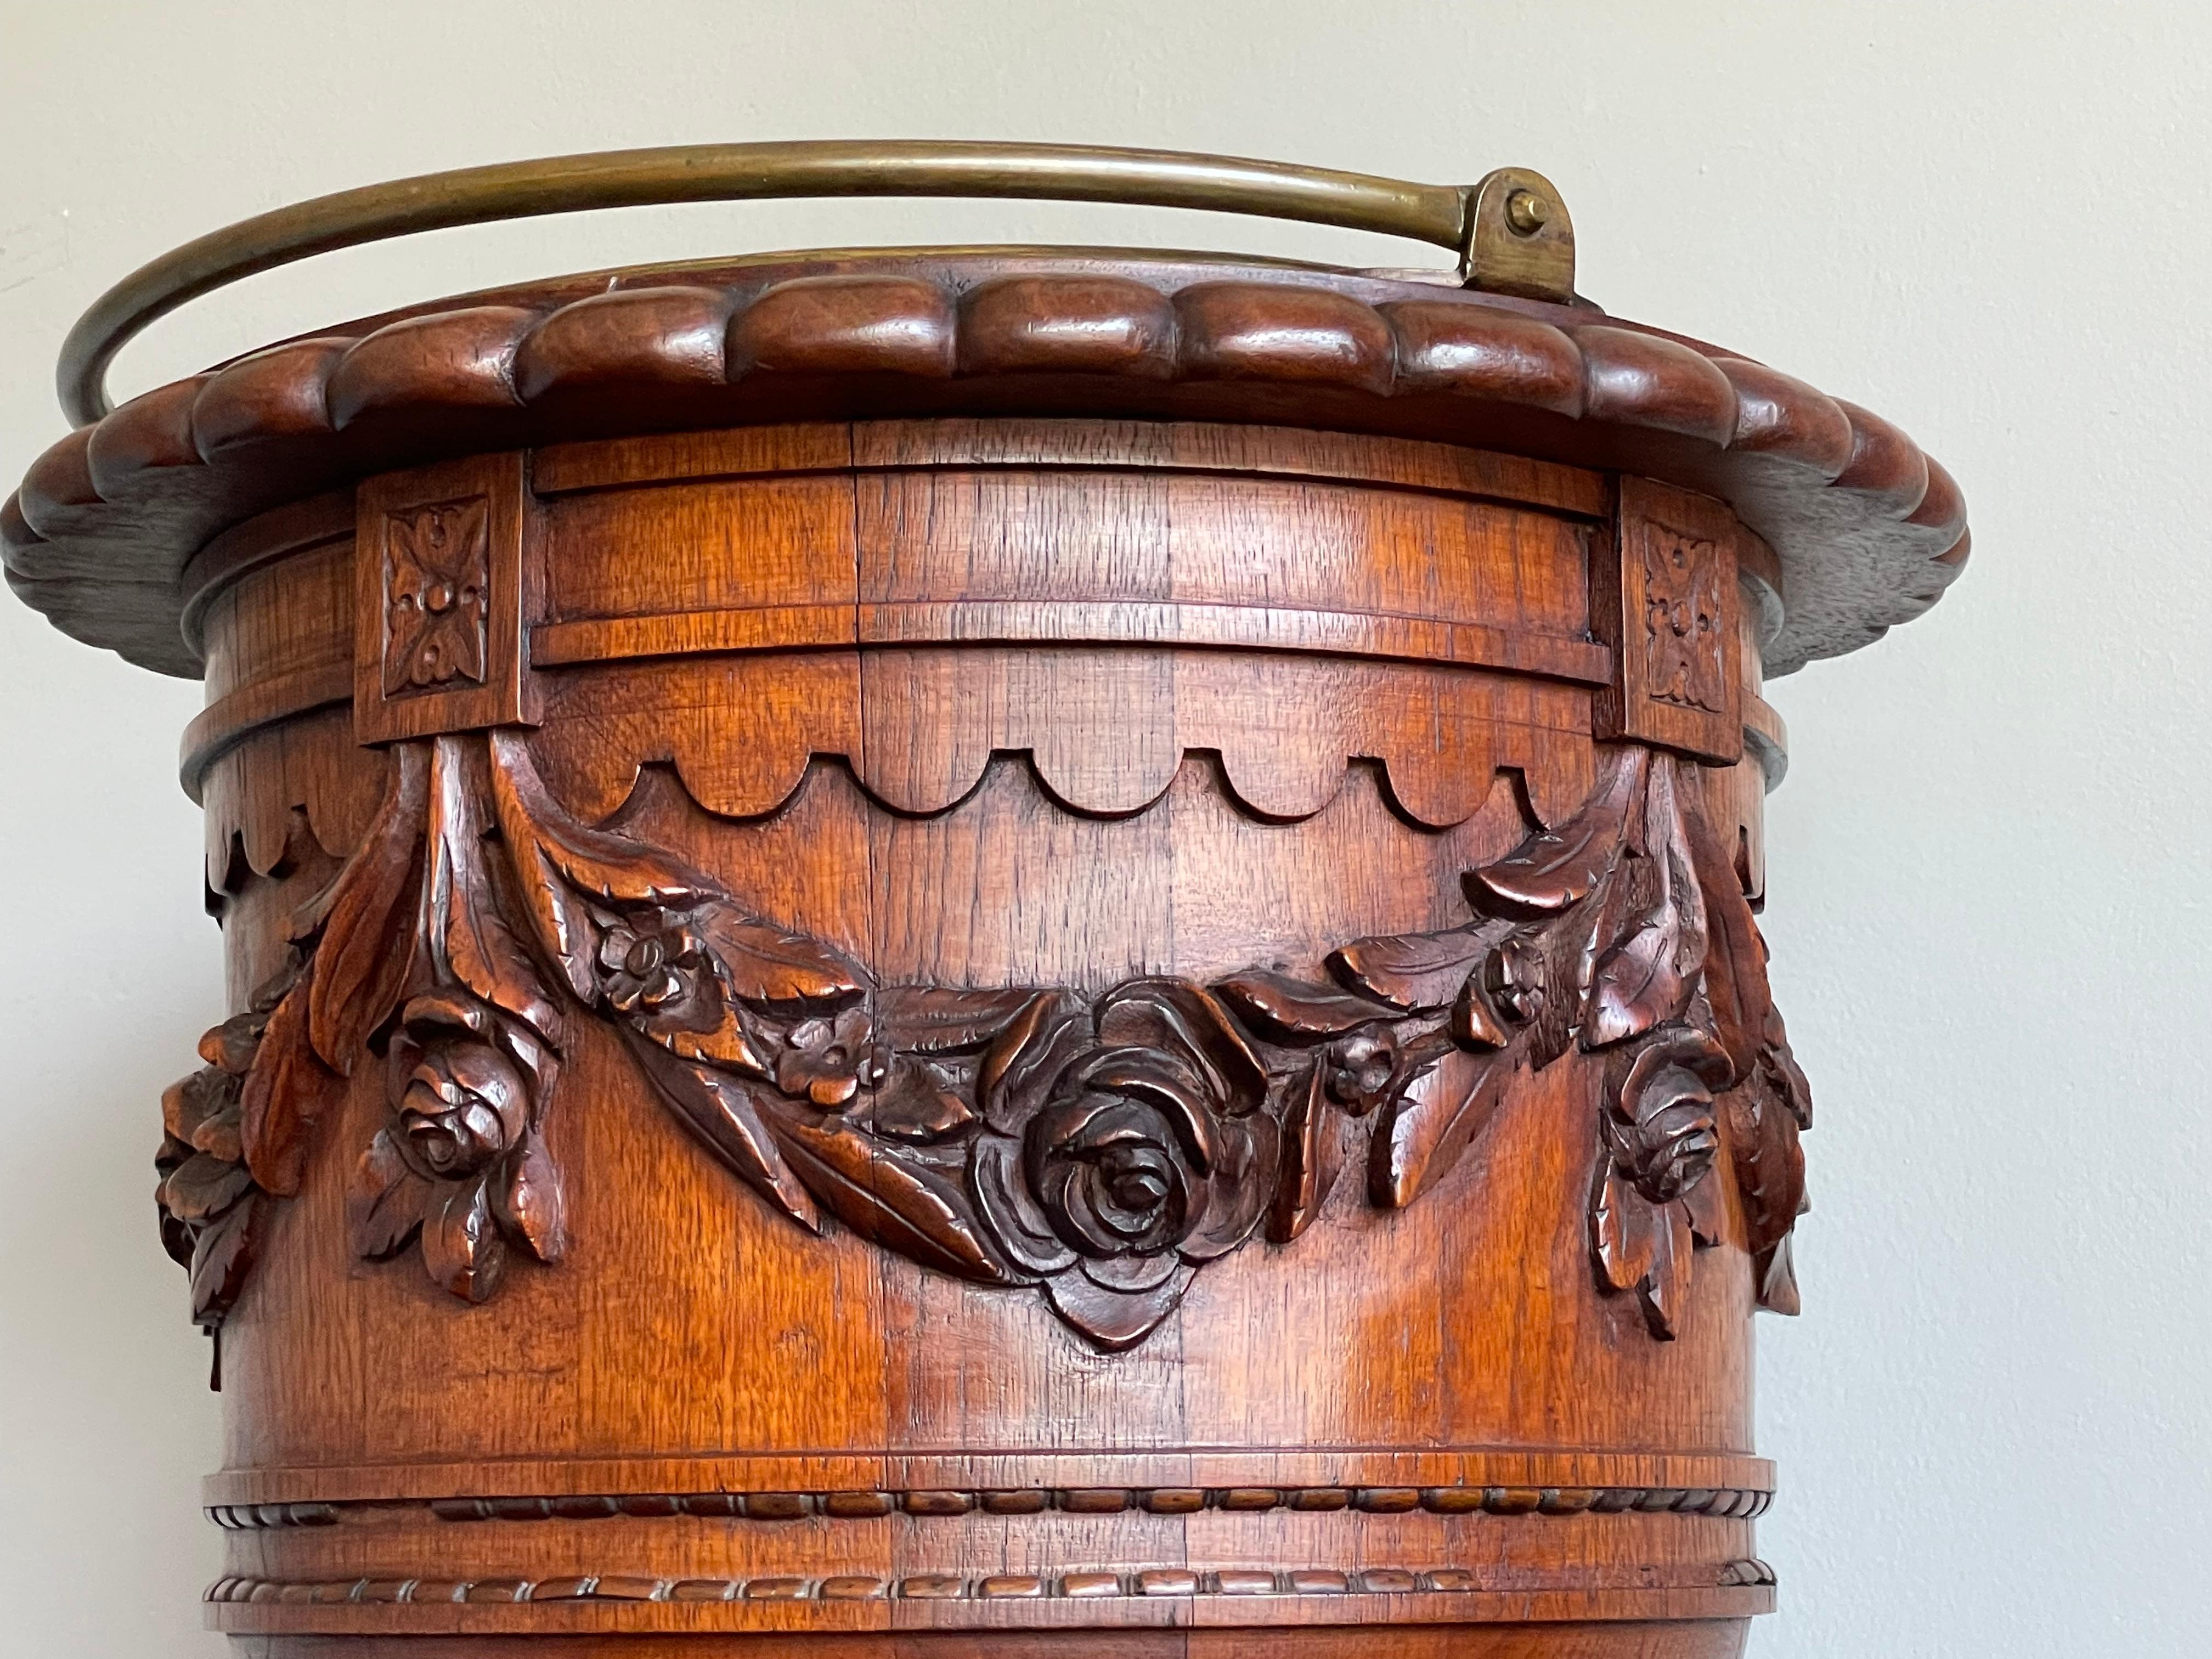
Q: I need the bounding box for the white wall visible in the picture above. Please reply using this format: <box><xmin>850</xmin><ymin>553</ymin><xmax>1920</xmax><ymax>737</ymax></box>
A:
<box><xmin>2</xmin><ymin>3</ymin><xmax>2205</xmax><ymax>1653</ymax></box>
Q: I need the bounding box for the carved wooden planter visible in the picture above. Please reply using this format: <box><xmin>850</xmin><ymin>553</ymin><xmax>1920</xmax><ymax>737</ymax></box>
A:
<box><xmin>3</xmin><ymin>145</ymin><xmax>1966</xmax><ymax>1657</ymax></box>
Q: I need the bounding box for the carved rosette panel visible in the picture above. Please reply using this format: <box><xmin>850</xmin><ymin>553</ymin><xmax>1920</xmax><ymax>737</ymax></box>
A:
<box><xmin>1596</xmin><ymin>477</ymin><xmax>1745</xmax><ymax>765</ymax></box>
<box><xmin>159</xmin><ymin>732</ymin><xmax>1811</xmax><ymax>1352</ymax></box>
<box><xmin>380</xmin><ymin>497</ymin><xmax>490</xmax><ymax>695</ymax></box>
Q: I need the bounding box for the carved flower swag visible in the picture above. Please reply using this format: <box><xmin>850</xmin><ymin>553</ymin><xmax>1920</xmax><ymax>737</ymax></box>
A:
<box><xmin>158</xmin><ymin>736</ymin><xmax>1810</xmax><ymax>1352</ymax></box>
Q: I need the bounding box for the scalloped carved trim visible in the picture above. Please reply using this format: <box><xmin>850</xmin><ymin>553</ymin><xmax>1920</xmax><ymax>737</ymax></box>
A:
<box><xmin>533</xmin><ymin>651</ymin><xmax>1599</xmax><ymax>830</ymax></box>
<box><xmin>201</xmin><ymin>708</ymin><xmax>391</xmax><ymax>889</ymax></box>
<box><xmin>7</xmin><ymin>253</ymin><xmax>1965</xmax><ymax>679</ymax></box>
<box><xmin>197</xmin><ymin>653</ymin><xmax>1604</xmax><ymax>890</ymax></box>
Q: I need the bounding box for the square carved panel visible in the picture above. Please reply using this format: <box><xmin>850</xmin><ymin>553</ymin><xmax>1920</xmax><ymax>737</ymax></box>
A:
<box><xmin>354</xmin><ymin>452</ymin><xmax>539</xmax><ymax>743</ymax></box>
<box><xmin>1595</xmin><ymin>476</ymin><xmax>1743</xmax><ymax>764</ymax></box>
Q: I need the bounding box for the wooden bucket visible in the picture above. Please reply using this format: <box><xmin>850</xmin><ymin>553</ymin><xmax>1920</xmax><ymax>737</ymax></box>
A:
<box><xmin>4</xmin><ymin>148</ymin><xmax>1967</xmax><ymax>1658</ymax></box>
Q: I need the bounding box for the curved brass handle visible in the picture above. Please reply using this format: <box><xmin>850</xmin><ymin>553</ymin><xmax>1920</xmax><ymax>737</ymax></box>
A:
<box><xmin>57</xmin><ymin>140</ymin><xmax>1576</xmax><ymax>426</ymax></box>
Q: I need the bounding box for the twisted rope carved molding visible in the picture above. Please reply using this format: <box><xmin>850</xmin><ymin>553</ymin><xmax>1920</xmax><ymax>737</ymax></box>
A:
<box><xmin>208</xmin><ymin>1483</ymin><xmax>1775</xmax><ymax>1530</ymax></box>
<box><xmin>207</xmin><ymin>1561</ymin><xmax>1779</xmax><ymax>1605</ymax></box>
<box><xmin>7</xmin><ymin>255</ymin><xmax>1965</xmax><ymax>679</ymax></box>
<box><xmin>157</xmin><ymin>730</ymin><xmax>1809</xmax><ymax>1352</ymax></box>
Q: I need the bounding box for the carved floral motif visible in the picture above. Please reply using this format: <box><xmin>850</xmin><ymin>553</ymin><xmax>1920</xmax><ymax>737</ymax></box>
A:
<box><xmin>381</xmin><ymin>496</ymin><xmax>490</xmax><ymax>694</ymax></box>
<box><xmin>159</xmin><ymin>736</ymin><xmax>1809</xmax><ymax>1351</ymax></box>
<box><xmin>1641</xmin><ymin>532</ymin><xmax>1727</xmax><ymax>714</ymax></box>
<box><xmin>157</xmin><ymin>964</ymin><xmax>296</xmax><ymax>1342</ymax></box>
<box><xmin>345</xmin><ymin>739</ymin><xmax>568</xmax><ymax>1302</ymax></box>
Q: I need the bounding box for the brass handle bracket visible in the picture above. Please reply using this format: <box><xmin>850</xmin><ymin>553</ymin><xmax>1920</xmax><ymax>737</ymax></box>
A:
<box><xmin>1459</xmin><ymin>167</ymin><xmax>1577</xmax><ymax>301</ymax></box>
<box><xmin>56</xmin><ymin>141</ymin><xmax>1578</xmax><ymax>426</ymax></box>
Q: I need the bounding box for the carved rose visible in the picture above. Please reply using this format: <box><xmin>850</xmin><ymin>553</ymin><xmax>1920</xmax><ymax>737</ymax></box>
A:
<box><xmin>352</xmin><ymin>989</ymin><xmax>566</xmax><ymax>1303</ymax></box>
<box><xmin>962</xmin><ymin>980</ymin><xmax>1280</xmax><ymax>1348</ymax></box>
<box><xmin>1028</xmin><ymin>1056</ymin><xmax>1210</xmax><ymax>1257</ymax></box>
<box><xmin>155</xmin><ymin>998</ymin><xmax>275</xmax><ymax>1332</ymax></box>
<box><xmin>394</xmin><ymin>1040</ymin><xmax>528</xmax><ymax>1178</ymax></box>
<box><xmin>1607</xmin><ymin>1032</ymin><xmax>1724</xmax><ymax>1204</ymax></box>
<box><xmin>1014</xmin><ymin>980</ymin><xmax>1274</xmax><ymax>1265</ymax></box>
<box><xmin>596</xmin><ymin>912</ymin><xmax>719</xmax><ymax>1028</ymax></box>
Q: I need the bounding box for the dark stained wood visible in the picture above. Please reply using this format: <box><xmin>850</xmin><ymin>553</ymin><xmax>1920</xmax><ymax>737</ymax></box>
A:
<box><xmin>4</xmin><ymin>250</ymin><xmax>1966</xmax><ymax>682</ymax></box>
<box><xmin>0</xmin><ymin>117</ymin><xmax>1982</xmax><ymax>1648</ymax></box>
<box><xmin>115</xmin><ymin>409</ymin><xmax>1831</xmax><ymax>1654</ymax></box>
<box><xmin>1594</xmin><ymin>478</ymin><xmax>1743</xmax><ymax>765</ymax></box>
<box><xmin>351</xmin><ymin>452</ymin><xmax>540</xmax><ymax>743</ymax></box>
<box><xmin>0</xmin><ymin>163</ymin><xmax>1949</xmax><ymax>1657</ymax></box>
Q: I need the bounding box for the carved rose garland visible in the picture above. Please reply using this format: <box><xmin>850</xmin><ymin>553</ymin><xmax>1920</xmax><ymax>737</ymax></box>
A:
<box><xmin>160</xmin><ymin>737</ymin><xmax>1810</xmax><ymax>1352</ymax></box>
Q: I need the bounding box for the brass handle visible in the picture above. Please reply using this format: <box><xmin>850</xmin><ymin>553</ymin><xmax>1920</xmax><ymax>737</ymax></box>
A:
<box><xmin>57</xmin><ymin>140</ymin><xmax>1575</xmax><ymax>426</ymax></box>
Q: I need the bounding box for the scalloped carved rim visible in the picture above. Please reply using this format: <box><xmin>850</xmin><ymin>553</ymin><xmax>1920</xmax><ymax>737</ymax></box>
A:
<box><xmin>8</xmin><ymin>251</ymin><xmax>1964</xmax><ymax>680</ymax></box>
<box><xmin>198</xmin><ymin>658</ymin><xmax>1601</xmax><ymax>893</ymax></box>
<box><xmin>162</xmin><ymin>734</ymin><xmax>1809</xmax><ymax>1353</ymax></box>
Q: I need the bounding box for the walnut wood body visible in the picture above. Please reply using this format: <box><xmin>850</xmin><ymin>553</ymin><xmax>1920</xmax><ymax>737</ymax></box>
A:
<box><xmin>172</xmin><ymin>416</ymin><xmax>1787</xmax><ymax>1657</ymax></box>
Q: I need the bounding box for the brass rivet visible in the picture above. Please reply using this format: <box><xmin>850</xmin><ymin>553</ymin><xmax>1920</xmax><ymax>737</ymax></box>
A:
<box><xmin>1504</xmin><ymin>188</ymin><xmax>1549</xmax><ymax>236</ymax></box>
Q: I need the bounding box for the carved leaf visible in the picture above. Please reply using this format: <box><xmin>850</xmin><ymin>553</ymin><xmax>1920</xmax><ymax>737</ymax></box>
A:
<box><xmin>430</xmin><ymin>741</ymin><xmax>562</xmax><ymax>1046</ymax></box>
<box><xmin>771</xmin><ymin>1116</ymin><xmax>1010</xmax><ymax>1283</ymax></box>
<box><xmin>1266</xmin><ymin>1063</ymin><xmax>1339</xmax><ymax>1244</ymax></box>
<box><xmin>1592</xmin><ymin>1162</ymin><xmax>1656</xmax><ymax>1293</ymax></box>
<box><xmin>422</xmin><ymin>1177</ymin><xmax>507</xmax><ymax>1304</ymax></box>
<box><xmin>877</xmin><ymin>985</ymin><xmax>1043</xmax><ymax>1053</ymax></box>
<box><xmin>867</xmin><ymin>1060</ymin><xmax>978</xmax><ymax>1142</ymax></box>
<box><xmin>486</xmin><ymin>731</ymin><xmax>682</xmax><ymax>1000</ymax></box>
<box><xmin>488</xmin><ymin>730</ymin><xmax>710</xmax><ymax>906</ymax></box>
<box><xmin>1328</xmin><ymin>926</ymin><xmax>1492</xmax><ymax>1012</ymax></box>
<box><xmin>1679</xmin><ymin>765</ymin><xmax>1771</xmax><ymax>1082</ymax></box>
<box><xmin>1215</xmin><ymin>969</ymin><xmax>1393</xmax><ymax>1041</ymax></box>
<box><xmin>617</xmin><ymin>1027</ymin><xmax>820</xmax><ymax>1233</ymax></box>
<box><xmin>347</xmin><ymin>1130</ymin><xmax>431</xmax><ymax>1260</ymax></box>
<box><xmin>162</xmin><ymin>1068</ymin><xmax>232</xmax><ymax>1151</ymax></box>
<box><xmin>1471</xmin><ymin>747</ymin><xmax>1644</xmax><ymax>911</ymax></box>
<box><xmin>1639</xmin><ymin>1200</ymin><xmax>1692</xmax><ymax>1340</ymax></box>
<box><xmin>693</xmin><ymin>905</ymin><xmax>866</xmax><ymax>1012</ymax></box>
<box><xmin>159</xmin><ymin>1151</ymin><xmax>254</xmax><ymax>1223</ymax></box>
<box><xmin>1368</xmin><ymin>1042</ymin><xmax>1513</xmax><ymax>1209</ymax></box>
<box><xmin>1756</xmin><ymin>1237</ymin><xmax>1802</xmax><ymax>1317</ymax></box>
<box><xmin>306</xmin><ymin>743</ymin><xmax>428</xmax><ymax>1070</ymax></box>
<box><xmin>1042</xmin><ymin>1260</ymin><xmax>1193</xmax><ymax>1352</ymax></box>
<box><xmin>503</xmin><ymin>841</ymin><xmax>602</xmax><ymax>1003</ymax></box>
<box><xmin>494</xmin><ymin>1134</ymin><xmax>568</xmax><ymax>1264</ymax></box>
<box><xmin>1524</xmin><ymin>910</ymin><xmax>1594</xmax><ymax>1071</ymax></box>
<box><xmin>1763</xmin><ymin>1007</ymin><xmax>1813</xmax><ymax>1130</ymax></box>
<box><xmin>238</xmin><ymin>975</ymin><xmax>332</xmax><ymax>1198</ymax></box>
<box><xmin>188</xmin><ymin>1195</ymin><xmax>262</xmax><ymax>1329</ymax></box>
<box><xmin>1727</xmin><ymin>1062</ymin><xmax>1809</xmax><ymax>1263</ymax></box>
<box><xmin>1451</xmin><ymin>978</ymin><xmax>1513</xmax><ymax>1049</ymax></box>
<box><xmin>1583</xmin><ymin>764</ymin><xmax>1706</xmax><ymax>1049</ymax></box>
<box><xmin>656</xmin><ymin>1008</ymin><xmax>769</xmax><ymax>1077</ymax></box>
<box><xmin>1683</xmin><ymin>1158</ymin><xmax>1727</xmax><ymax>1246</ymax></box>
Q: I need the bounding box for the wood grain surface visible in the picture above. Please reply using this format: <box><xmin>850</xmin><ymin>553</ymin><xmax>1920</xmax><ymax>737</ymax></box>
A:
<box><xmin>4</xmin><ymin>249</ymin><xmax>1966</xmax><ymax>681</ymax></box>
<box><xmin>128</xmin><ymin>412</ymin><xmax>1814</xmax><ymax>1655</ymax></box>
